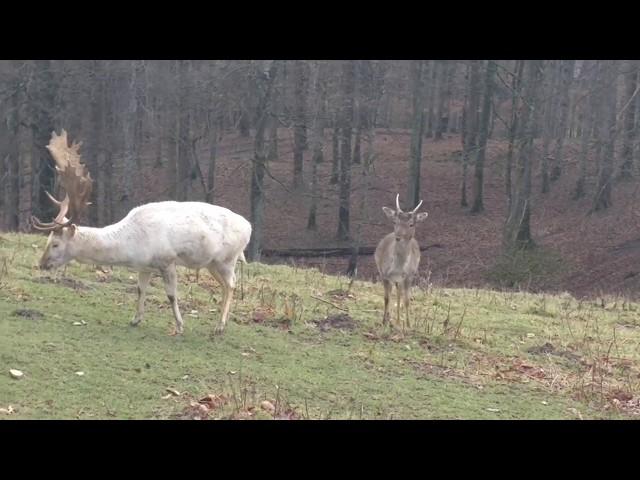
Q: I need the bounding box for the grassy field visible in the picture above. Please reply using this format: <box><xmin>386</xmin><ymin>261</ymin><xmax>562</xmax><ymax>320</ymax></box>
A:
<box><xmin>1</xmin><ymin>233</ymin><xmax>640</xmax><ymax>420</ymax></box>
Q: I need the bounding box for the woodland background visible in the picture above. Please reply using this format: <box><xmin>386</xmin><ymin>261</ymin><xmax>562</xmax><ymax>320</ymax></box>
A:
<box><xmin>2</xmin><ymin>60</ymin><xmax>640</xmax><ymax>298</ymax></box>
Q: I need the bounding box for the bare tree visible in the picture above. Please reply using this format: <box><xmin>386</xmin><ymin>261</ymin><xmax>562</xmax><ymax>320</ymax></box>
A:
<box><xmin>504</xmin><ymin>60</ymin><xmax>544</xmax><ymax>250</ymax></box>
<box><xmin>206</xmin><ymin>60</ymin><xmax>221</xmax><ymax>204</ymax></box>
<box><xmin>505</xmin><ymin>60</ymin><xmax>525</xmax><ymax>205</ymax></box>
<box><xmin>307</xmin><ymin>61</ymin><xmax>326</xmax><ymax>230</ymax></box>
<box><xmin>435</xmin><ymin>61</ymin><xmax>454</xmax><ymax>140</ymax></box>
<box><xmin>470</xmin><ymin>60</ymin><xmax>496</xmax><ymax>214</ymax></box>
<box><xmin>574</xmin><ymin>61</ymin><xmax>597</xmax><ymax>200</ymax></box>
<box><xmin>461</xmin><ymin>60</ymin><xmax>481</xmax><ymax>208</ymax></box>
<box><xmin>120</xmin><ymin>60</ymin><xmax>141</xmax><ymax>216</ymax></box>
<box><xmin>540</xmin><ymin>60</ymin><xmax>560</xmax><ymax>194</ymax></box>
<box><xmin>292</xmin><ymin>60</ymin><xmax>307</xmax><ymax>189</ymax></box>
<box><xmin>550</xmin><ymin>59</ymin><xmax>575</xmax><ymax>182</ymax></box>
<box><xmin>407</xmin><ymin>60</ymin><xmax>425</xmax><ymax>208</ymax></box>
<box><xmin>619</xmin><ymin>60</ymin><xmax>638</xmax><ymax>180</ymax></box>
<box><xmin>336</xmin><ymin>60</ymin><xmax>355</xmax><ymax>241</ymax></box>
<box><xmin>247</xmin><ymin>60</ymin><xmax>280</xmax><ymax>261</ymax></box>
<box><xmin>593</xmin><ymin>61</ymin><xmax>619</xmax><ymax>211</ymax></box>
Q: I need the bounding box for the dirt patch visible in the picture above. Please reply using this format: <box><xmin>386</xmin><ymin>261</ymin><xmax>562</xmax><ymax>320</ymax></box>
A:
<box><xmin>11</xmin><ymin>309</ymin><xmax>44</xmax><ymax>320</ymax></box>
<box><xmin>313</xmin><ymin>313</ymin><xmax>357</xmax><ymax>332</ymax></box>
<box><xmin>325</xmin><ymin>289</ymin><xmax>356</xmax><ymax>300</ymax></box>
<box><xmin>33</xmin><ymin>276</ymin><xmax>89</xmax><ymax>290</ymax></box>
<box><xmin>527</xmin><ymin>342</ymin><xmax>581</xmax><ymax>362</ymax></box>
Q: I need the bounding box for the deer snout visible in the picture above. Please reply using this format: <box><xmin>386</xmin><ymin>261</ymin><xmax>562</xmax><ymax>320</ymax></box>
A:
<box><xmin>39</xmin><ymin>257</ymin><xmax>52</xmax><ymax>270</ymax></box>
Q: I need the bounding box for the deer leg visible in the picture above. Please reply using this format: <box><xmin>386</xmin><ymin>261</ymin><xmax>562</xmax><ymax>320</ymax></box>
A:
<box><xmin>160</xmin><ymin>264</ymin><xmax>184</xmax><ymax>336</ymax></box>
<box><xmin>210</xmin><ymin>263</ymin><xmax>236</xmax><ymax>335</ymax></box>
<box><xmin>403</xmin><ymin>279</ymin><xmax>411</xmax><ymax>329</ymax></box>
<box><xmin>396</xmin><ymin>282</ymin><xmax>402</xmax><ymax>328</ymax></box>
<box><xmin>207</xmin><ymin>266</ymin><xmax>224</xmax><ymax>302</ymax></box>
<box><xmin>382</xmin><ymin>280</ymin><xmax>392</xmax><ymax>325</ymax></box>
<box><xmin>130</xmin><ymin>271</ymin><xmax>152</xmax><ymax>327</ymax></box>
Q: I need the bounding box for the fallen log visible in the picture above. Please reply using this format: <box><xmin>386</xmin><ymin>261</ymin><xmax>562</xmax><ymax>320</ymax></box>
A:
<box><xmin>261</xmin><ymin>243</ymin><xmax>443</xmax><ymax>258</ymax></box>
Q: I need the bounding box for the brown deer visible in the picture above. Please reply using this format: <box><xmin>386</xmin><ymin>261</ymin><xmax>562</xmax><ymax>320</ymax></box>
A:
<box><xmin>374</xmin><ymin>194</ymin><xmax>428</xmax><ymax>328</ymax></box>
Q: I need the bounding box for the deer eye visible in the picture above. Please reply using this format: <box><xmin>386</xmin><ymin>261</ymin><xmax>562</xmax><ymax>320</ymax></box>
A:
<box><xmin>52</xmin><ymin>244</ymin><xmax>59</xmax><ymax>249</ymax></box>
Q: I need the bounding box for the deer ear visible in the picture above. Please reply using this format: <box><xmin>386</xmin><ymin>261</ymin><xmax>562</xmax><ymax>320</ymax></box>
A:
<box><xmin>382</xmin><ymin>206</ymin><xmax>397</xmax><ymax>220</ymax></box>
<box><xmin>416</xmin><ymin>212</ymin><xmax>429</xmax><ymax>222</ymax></box>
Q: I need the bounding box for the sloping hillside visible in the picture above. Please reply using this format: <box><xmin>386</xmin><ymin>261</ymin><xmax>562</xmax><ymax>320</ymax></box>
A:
<box><xmin>128</xmin><ymin>129</ymin><xmax>640</xmax><ymax>299</ymax></box>
<box><xmin>1</xmin><ymin>233</ymin><xmax>639</xmax><ymax>419</ymax></box>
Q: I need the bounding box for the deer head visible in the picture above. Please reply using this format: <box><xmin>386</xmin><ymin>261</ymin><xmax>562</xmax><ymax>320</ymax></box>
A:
<box><xmin>31</xmin><ymin>130</ymin><xmax>93</xmax><ymax>270</ymax></box>
<box><xmin>382</xmin><ymin>194</ymin><xmax>429</xmax><ymax>242</ymax></box>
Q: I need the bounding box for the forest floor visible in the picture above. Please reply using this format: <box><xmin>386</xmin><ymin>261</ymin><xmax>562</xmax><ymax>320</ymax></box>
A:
<box><xmin>132</xmin><ymin>128</ymin><xmax>640</xmax><ymax>300</ymax></box>
<box><xmin>2</xmin><ymin>233</ymin><xmax>640</xmax><ymax>419</ymax></box>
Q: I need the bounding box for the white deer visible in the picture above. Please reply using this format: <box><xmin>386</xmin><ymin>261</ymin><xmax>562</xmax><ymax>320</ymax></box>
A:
<box><xmin>32</xmin><ymin>130</ymin><xmax>251</xmax><ymax>336</ymax></box>
<box><xmin>374</xmin><ymin>194</ymin><xmax>428</xmax><ymax>329</ymax></box>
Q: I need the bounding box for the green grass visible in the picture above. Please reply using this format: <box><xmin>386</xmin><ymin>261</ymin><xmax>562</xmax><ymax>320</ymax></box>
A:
<box><xmin>1</xmin><ymin>233</ymin><xmax>640</xmax><ymax>419</ymax></box>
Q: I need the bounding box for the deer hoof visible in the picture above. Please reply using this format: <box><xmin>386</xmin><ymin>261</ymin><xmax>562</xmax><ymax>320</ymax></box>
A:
<box><xmin>213</xmin><ymin>323</ymin><xmax>225</xmax><ymax>335</ymax></box>
<box><xmin>130</xmin><ymin>318</ymin><xmax>141</xmax><ymax>327</ymax></box>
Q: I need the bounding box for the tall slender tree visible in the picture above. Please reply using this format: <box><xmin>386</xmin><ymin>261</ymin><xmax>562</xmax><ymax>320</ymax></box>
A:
<box><xmin>247</xmin><ymin>60</ymin><xmax>280</xmax><ymax>261</ymax></box>
<box><xmin>292</xmin><ymin>60</ymin><xmax>307</xmax><ymax>189</ymax></box>
<box><xmin>593</xmin><ymin>61</ymin><xmax>619</xmax><ymax>211</ymax></box>
<box><xmin>619</xmin><ymin>60</ymin><xmax>639</xmax><ymax>180</ymax></box>
<box><xmin>407</xmin><ymin>60</ymin><xmax>425</xmax><ymax>208</ymax></box>
<box><xmin>470</xmin><ymin>60</ymin><xmax>496</xmax><ymax>214</ymax></box>
<box><xmin>504</xmin><ymin>60</ymin><xmax>544</xmax><ymax>250</ymax></box>
<box><xmin>336</xmin><ymin>60</ymin><xmax>355</xmax><ymax>241</ymax></box>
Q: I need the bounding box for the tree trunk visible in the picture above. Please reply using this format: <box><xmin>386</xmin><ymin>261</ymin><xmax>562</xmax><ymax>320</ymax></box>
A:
<box><xmin>176</xmin><ymin>60</ymin><xmax>192</xmax><ymax>202</ymax></box>
<box><xmin>353</xmin><ymin>104</ymin><xmax>362</xmax><ymax>165</ymax></box>
<box><xmin>550</xmin><ymin>59</ymin><xmax>575</xmax><ymax>182</ymax></box>
<box><xmin>407</xmin><ymin>60</ymin><xmax>425</xmax><ymax>208</ymax></box>
<box><xmin>2</xmin><ymin>69</ymin><xmax>21</xmax><ymax>230</ymax></box>
<box><xmin>435</xmin><ymin>61</ymin><xmax>454</xmax><ymax>140</ymax></box>
<box><xmin>337</xmin><ymin>60</ymin><xmax>355</xmax><ymax>241</ymax></box>
<box><xmin>504</xmin><ymin>60</ymin><xmax>544</xmax><ymax>251</ymax></box>
<box><xmin>573</xmin><ymin>62</ymin><xmax>598</xmax><ymax>200</ymax></box>
<box><xmin>206</xmin><ymin>61</ymin><xmax>220</xmax><ymax>204</ymax></box>
<box><xmin>267</xmin><ymin>62</ymin><xmax>280</xmax><ymax>162</ymax></box>
<box><xmin>425</xmin><ymin>61</ymin><xmax>438</xmax><ymax>138</ymax></box>
<box><xmin>16</xmin><ymin>62</ymin><xmax>34</xmax><ymax>232</ymax></box>
<box><xmin>167</xmin><ymin>62</ymin><xmax>178</xmax><ymax>201</ymax></box>
<box><xmin>593</xmin><ymin>61</ymin><xmax>619</xmax><ymax>212</ymax></box>
<box><xmin>28</xmin><ymin>60</ymin><xmax>59</xmax><ymax>225</ymax></box>
<box><xmin>460</xmin><ymin>63</ymin><xmax>470</xmax><ymax>207</ymax></box>
<box><xmin>330</xmin><ymin>124</ymin><xmax>340</xmax><ymax>185</ymax></box>
<box><xmin>121</xmin><ymin>60</ymin><xmax>139</xmax><ymax>216</ymax></box>
<box><xmin>89</xmin><ymin>61</ymin><xmax>106</xmax><ymax>226</ymax></box>
<box><xmin>505</xmin><ymin>60</ymin><xmax>525</xmax><ymax>206</ymax></box>
<box><xmin>619</xmin><ymin>60</ymin><xmax>638</xmax><ymax>180</ymax></box>
<box><xmin>463</xmin><ymin>60</ymin><xmax>482</xmax><ymax>209</ymax></box>
<box><xmin>471</xmin><ymin>60</ymin><xmax>496</xmax><ymax>214</ymax></box>
<box><xmin>307</xmin><ymin>61</ymin><xmax>326</xmax><ymax>230</ymax></box>
<box><xmin>292</xmin><ymin>60</ymin><xmax>307</xmax><ymax>189</ymax></box>
<box><xmin>540</xmin><ymin>61</ymin><xmax>560</xmax><ymax>194</ymax></box>
<box><xmin>347</xmin><ymin>60</ymin><xmax>378</xmax><ymax>276</ymax></box>
<box><xmin>247</xmin><ymin>61</ymin><xmax>280</xmax><ymax>262</ymax></box>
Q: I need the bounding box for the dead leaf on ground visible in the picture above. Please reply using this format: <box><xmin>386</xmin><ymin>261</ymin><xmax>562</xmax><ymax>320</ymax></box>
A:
<box><xmin>260</xmin><ymin>400</ymin><xmax>275</xmax><ymax>414</ymax></box>
<box><xmin>198</xmin><ymin>394</ymin><xmax>228</xmax><ymax>410</ymax></box>
<box><xmin>166</xmin><ymin>388</ymin><xmax>181</xmax><ymax>396</ymax></box>
<box><xmin>9</xmin><ymin>369</ymin><xmax>24</xmax><ymax>379</ymax></box>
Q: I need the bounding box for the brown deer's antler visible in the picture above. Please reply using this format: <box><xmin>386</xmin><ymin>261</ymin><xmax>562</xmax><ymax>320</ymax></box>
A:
<box><xmin>31</xmin><ymin>130</ymin><xmax>93</xmax><ymax>232</ymax></box>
